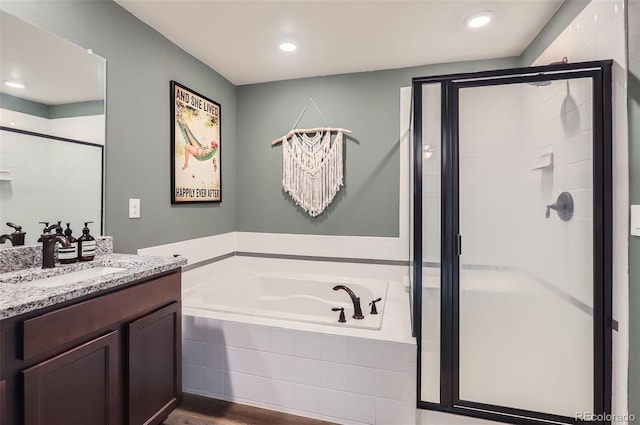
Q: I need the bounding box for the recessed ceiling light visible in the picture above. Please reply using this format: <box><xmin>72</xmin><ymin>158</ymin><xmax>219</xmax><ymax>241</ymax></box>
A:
<box><xmin>3</xmin><ymin>80</ymin><xmax>26</xmax><ymax>89</ymax></box>
<box><xmin>279</xmin><ymin>42</ymin><xmax>297</xmax><ymax>53</ymax></box>
<box><xmin>465</xmin><ymin>12</ymin><xmax>493</xmax><ymax>29</ymax></box>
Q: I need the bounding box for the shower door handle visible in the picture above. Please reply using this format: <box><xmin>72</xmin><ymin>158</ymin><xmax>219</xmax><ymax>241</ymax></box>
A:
<box><xmin>456</xmin><ymin>234</ymin><xmax>462</xmax><ymax>256</ymax></box>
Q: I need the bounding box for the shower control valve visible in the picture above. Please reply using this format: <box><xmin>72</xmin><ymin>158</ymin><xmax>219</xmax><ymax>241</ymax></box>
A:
<box><xmin>331</xmin><ymin>307</ymin><xmax>346</xmax><ymax>323</ymax></box>
<box><xmin>369</xmin><ymin>298</ymin><xmax>382</xmax><ymax>315</ymax></box>
<box><xmin>546</xmin><ymin>191</ymin><xmax>574</xmax><ymax>221</ymax></box>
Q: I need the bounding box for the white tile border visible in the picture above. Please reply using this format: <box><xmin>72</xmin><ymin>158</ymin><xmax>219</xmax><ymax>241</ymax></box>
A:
<box><xmin>138</xmin><ymin>229</ymin><xmax>409</xmax><ymax>264</ymax></box>
<box><xmin>235</xmin><ymin>231</ymin><xmax>408</xmax><ymax>261</ymax></box>
<box><xmin>137</xmin><ymin>232</ymin><xmax>235</xmax><ymax>265</ymax></box>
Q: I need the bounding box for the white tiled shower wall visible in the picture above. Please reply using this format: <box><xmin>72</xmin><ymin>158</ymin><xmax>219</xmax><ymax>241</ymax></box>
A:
<box><xmin>518</xmin><ymin>78</ymin><xmax>594</xmax><ymax>305</ymax></box>
<box><xmin>0</xmin><ymin>109</ymin><xmax>105</xmax><ymax>245</ymax></box>
<box><xmin>416</xmin><ymin>0</ymin><xmax>628</xmax><ymax>421</ymax></box>
<box><xmin>534</xmin><ymin>0</ymin><xmax>629</xmax><ymax>421</ymax></box>
<box><xmin>457</xmin><ymin>84</ymin><xmax>523</xmax><ymax>269</ymax></box>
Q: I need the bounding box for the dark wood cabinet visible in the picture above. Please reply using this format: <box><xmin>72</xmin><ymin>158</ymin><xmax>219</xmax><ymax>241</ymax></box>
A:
<box><xmin>128</xmin><ymin>302</ymin><xmax>180</xmax><ymax>425</ymax></box>
<box><xmin>0</xmin><ymin>270</ymin><xmax>181</xmax><ymax>425</ymax></box>
<box><xmin>0</xmin><ymin>380</ymin><xmax>6</xmax><ymax>425</ymax></box>
<box><xmin>23</xmin><ymin>332</ymin><xmax>119</xmax><ymax>425</ymax></box>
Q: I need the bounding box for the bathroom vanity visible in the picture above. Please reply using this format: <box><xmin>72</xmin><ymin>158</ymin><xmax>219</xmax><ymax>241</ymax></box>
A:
<box><xmin>0</xmin><ymin>250</ymin><xmax>186</xmax><ymax>425</ymax></box>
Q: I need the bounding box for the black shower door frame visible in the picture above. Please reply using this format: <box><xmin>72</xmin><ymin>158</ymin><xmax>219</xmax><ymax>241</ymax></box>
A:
<box><xmin>412</xmin><ymin>60</ymin><xmax>612</xmax><ymax>425</ymax></box>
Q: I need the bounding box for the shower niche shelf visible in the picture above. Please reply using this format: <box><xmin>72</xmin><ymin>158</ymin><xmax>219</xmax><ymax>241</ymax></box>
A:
<box><xmin>530</xmin><ymin>151</ymin><xmax>554</xmax><ymax>170</ymax></box>
<box><xmin>0</xmin><ymin>168</ymin><xmax>12</xmax><ymax>181</ymax></box>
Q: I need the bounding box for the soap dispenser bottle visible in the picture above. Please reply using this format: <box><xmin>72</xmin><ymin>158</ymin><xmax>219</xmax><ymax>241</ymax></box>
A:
<box><xmin>54</xmin><ymin>221</ymin><xmax>71</xmax><ymax>264</ymax></box>
<box><xmin>77</xmin><ymin>221</ymin><xmax>96</xmax><ymax>261</ymax></box>
<box><xmin>59</xmin><ymin>223</ymin><xmax>78</xmax><ymax>264</ymax></box>
<box><xmin>54</xmin><ymin>221</ymin><xmax>64</xmax><ymax>238</ymax></box>
<box><xmin>36</xmin><ymin>222</ymin><xmax>50</xmax><ymax>242</ymax></box>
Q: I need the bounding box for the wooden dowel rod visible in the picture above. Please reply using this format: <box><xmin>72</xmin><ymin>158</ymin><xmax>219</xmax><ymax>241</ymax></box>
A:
<box><xmin>271</xmin><ymin>127</ymin><xmax>352</xmax><ymax>145</ymax></box>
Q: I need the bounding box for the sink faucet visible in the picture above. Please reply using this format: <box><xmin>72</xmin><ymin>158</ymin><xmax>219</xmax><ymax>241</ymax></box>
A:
<box><xmin>41</xmin><ymin>224</ymin><xmax>70</xmax><ymax>268</ymax></box>
<box><xmin>333</xmin><ymin>285</ymin><xmax>364</xmax><ymax>319</ymax></box>
<box><xmin>0</xmin><ymin>222</ymin><xmax>26</xmax><ymax>246</ymax></box>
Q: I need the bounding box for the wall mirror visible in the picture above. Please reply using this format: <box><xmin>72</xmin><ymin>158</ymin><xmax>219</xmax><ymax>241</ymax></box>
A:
<box><xmin>0</xmin><ymin>10</ymin><xmax>106</xmax><ymax>247</ymax></box>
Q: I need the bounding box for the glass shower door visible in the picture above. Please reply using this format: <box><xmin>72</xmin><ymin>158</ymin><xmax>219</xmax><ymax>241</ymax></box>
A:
<box><xmin>457</xmin><ymin>77</ymin><xmax>595</xmax><ymax>418</ymax></box>
<box><xmin>414</xmin><ymin>61</ymin><xmax>612</xmax><ymax>425</ymax></box>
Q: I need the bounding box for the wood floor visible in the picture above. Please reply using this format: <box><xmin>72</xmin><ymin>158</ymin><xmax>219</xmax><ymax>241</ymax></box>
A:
<box><xmin>163</xmin><ymin>393</ymin><xmax>337</xmax><ymax>425</ymax></box>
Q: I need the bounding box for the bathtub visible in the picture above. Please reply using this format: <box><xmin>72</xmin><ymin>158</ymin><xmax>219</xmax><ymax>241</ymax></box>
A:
<box><xmin>180</xmin><ymin>258</ymin><xmax>416</xmax><ymax>425</ymax></box>
<box><xmin>183</xmin><ymin>271</ymin><xmax>389</xmax><ymax>330</ymax></box>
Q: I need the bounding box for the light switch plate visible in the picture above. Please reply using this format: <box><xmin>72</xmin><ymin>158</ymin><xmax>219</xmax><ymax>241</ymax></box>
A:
<box><xmin>129</xmin><ymin>198</ymin><xmax>140</xmax><ymax>219</ymax></box>
<box><xmin>632</xmin><ymin>205</ymin><xmax>640</xmax><ymax>236</ymax></box>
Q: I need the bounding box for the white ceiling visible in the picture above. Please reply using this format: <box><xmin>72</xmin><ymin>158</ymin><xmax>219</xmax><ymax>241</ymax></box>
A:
<box><xmin>0</xmin><ymin>1</ymin><xmax>564</xmax><ymax>105</ymax></box>
<box><xmin>115</xmin><ymin>0</ymin><xmax>564</xmax><ymax>86</ymax></box>
<box><xmin>0</xmin><ymin>11</ymin><xmax>105</xmax><ymax>105</ymax></box>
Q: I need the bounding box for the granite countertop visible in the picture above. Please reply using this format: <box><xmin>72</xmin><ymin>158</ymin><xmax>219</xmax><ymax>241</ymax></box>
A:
<box><xmin>0</xmin><ymin>253</ymin><xmax>187</xmax><ymax>320</ymax></box>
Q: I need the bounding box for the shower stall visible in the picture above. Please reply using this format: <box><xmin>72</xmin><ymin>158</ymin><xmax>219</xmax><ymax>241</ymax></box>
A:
<box><xmin>412</xmin><ymin>61</ymin><xmax>612</xmax><ymax>424</ymax></box>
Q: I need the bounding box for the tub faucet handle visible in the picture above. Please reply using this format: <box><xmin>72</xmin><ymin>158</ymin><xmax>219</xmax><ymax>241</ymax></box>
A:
<box><xmin>331</xmin><ymin>307</ymin><xmax>346</xmax><ymax>323</ymax></box>
<box><xmin>369</xmin><ymin>298</ymin><xmax>382</xmax><ymax>315</ymax></box>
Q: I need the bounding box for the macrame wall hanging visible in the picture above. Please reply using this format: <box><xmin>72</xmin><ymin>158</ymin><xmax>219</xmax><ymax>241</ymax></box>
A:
<box><xmin>271</xmin><ymin>99</ymin><xmax>352</xmax><ymax>217</ymax></box>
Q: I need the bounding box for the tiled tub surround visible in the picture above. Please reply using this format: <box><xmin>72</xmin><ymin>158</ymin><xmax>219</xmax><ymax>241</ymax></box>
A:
<box><xmin>0</xmin><ymin>235</ymin><xmax>114</xmax><ymax>273</ymax></box>
<box><xmin>0</xmin><ymin>252</ymin><xmax>186</xmax><ymax>319</ymax></box>
<box><xmin>181</xmin><ymin>257</ymin><xmax>416</xmax><ymax>425</ymax></box>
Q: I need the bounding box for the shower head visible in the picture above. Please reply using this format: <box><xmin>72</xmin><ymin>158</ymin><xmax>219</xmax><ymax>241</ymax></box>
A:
<box><xmin>526</xmin><ymin>57</ymin><xmax>568</xmax><ymax>87</ymax></box>
<box><xmin>527</xmin><ymin>80</ymin><xmax>553</xmax><ymax>87</ymax></box>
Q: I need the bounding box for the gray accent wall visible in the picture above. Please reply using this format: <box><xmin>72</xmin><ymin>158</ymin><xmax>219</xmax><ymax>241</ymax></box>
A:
<box><xmin>50</xmin><ymin>100</ymin><xmax>104</xmax><ymax>119</ymax></box>
<box><xmin>1</xmin><ymin>0</ymin><xmax>237</xmax><ymax>254</ymax></box>
<box><xmin>0</xmin><ymin>93</ymin><xmax>104</xmax><ymax>119</ymax></box>
<box><xmin>0</xmin><ymin>0</ymin><xmax>584</xmax><ymax>246</ymax></box>
<box><xmin>628</xmin><ymin>0</ymin><xmax>639</xmax><ymax>418</ymax></box>
<box><xmin>236</xmin><ymin>58</ymin><xmax>518</xmax><ymax>236</ymax></box>
<box><xmin>234</xmin><ymin>0</ymin><xmax>589</xmax><ymax>237</ymax></box>
<box><xmin>0</xmin><ymin>93</ymin><xmax>49</xmax><ymax>118</ymax></box>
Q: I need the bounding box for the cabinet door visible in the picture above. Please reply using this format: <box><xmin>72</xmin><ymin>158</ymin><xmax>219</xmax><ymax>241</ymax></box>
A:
<box><xmin>23</xmin><ymin>331</ymin><xmax>119</xmax><ymax>425</ymax></box>
<box><xmin>128</xmin><ymin>302</ymin><xmax>180</xmax><ymax>425</ymax></box>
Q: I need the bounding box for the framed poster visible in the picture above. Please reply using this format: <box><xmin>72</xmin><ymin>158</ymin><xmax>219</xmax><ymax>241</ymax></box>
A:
<box><xmin>170</xmin><ymin>80</ymin><xmax>221</xmax><ymax>203</ymax></box>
